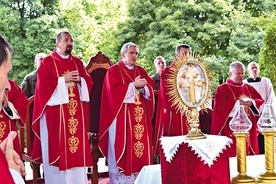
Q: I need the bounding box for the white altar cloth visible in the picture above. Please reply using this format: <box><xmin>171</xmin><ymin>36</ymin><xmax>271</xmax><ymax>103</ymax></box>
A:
<box><xmin>160</xmin><ymin>134</ymin><xmax>232</xmax><ymax>166</ymax></box>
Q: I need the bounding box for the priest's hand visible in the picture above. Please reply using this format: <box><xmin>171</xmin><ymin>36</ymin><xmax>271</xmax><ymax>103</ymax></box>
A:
<box><xmin>0</xmin><ymin>131</ymin><xmax>26</xmax><ymax>176</ymax></box>
<box><xmin>64</xmin><ymin>70</ymin><xmax>80</xmax><ymax>83</ymax></box>
<box><xmin>239</xmin><ymin>99</ymin><xmax>253</xmax><ymax>107</ymax></box>
<box><xmin>134</xmin><ymin>76</ymin><xmax>147</xmax><ymax>88</ymax></box>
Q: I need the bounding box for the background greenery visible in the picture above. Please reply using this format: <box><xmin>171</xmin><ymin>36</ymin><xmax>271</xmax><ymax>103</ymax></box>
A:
<box><xmin>0</xmin><ymin>0</ymin><xmax>275</xmax><ymax>92</ymax></box>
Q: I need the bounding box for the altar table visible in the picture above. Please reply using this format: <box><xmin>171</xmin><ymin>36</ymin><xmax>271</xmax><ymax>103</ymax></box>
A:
<box><xmin>135</xmin><ymin>134</ymin><xmax>270</xmax><ymax>184</ymax></box>
<box><xmin>135</xmin><ymin>154</ymin><xmax>268</xmax><ymax>184</ymax></box>
<box><xmin>160</xmin><ymin>135</ymin><xmax>232</xmax><ymax>184</ymax></box>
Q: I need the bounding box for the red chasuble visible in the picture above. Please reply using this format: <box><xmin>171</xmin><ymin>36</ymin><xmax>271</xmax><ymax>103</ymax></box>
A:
<box><xmin>211</xmin><ymin>79</ymin><xmax>264</xmax><ymax>156</ymax></box>
<box><xmin>152</xmin><ymin>89</ymin><xmax>165</xmax><ymax>156</ymax></box>
<box><xmin>32</xmin><ymin>50</ymin><xmax>93</xmax><ymax>170</ymax></box>
<box><xmin>0</xmin><ymin>79</ymin><xmax>28</xmax><ymax>156</ymax></box>
<box><xmin>157</xmin><ymin>62</ymin><xmax>191</xmax><ymax>139</ymax></box>
<box><xmin>0</xmin><ymin>149</ymin><xmax>15</xmax><ymax>183</ymax></box>
<box><xmin>99</xmin><ymin>60</ymin><xmax>155</xmax><ymax>176</ymax></box>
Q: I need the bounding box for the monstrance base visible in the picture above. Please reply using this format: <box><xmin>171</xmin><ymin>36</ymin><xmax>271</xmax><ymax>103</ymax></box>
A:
<box><xmin>185</xmin><ymin>129</ymin><xmax>206</xmax><ymax>140</ymax></box>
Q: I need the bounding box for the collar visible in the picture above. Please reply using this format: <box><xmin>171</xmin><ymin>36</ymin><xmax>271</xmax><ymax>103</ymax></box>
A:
<box><xmin>247</xmin><ymin>76</ymin><xmax>261</xmax><ymax>82</ymax></box>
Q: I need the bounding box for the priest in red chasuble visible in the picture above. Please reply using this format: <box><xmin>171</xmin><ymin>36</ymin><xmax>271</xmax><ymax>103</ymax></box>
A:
<box><xmin>211</xmin><ymin>61</ymin><xmax>264</xmax><ymax>157</ymax></box>
<box><xmin>153</xmin><ymin>44</ymin><xmax>191</xmax><ymax>158</ymax></box>
<box><xmin>154</xmin><ymin>44</ymin><xmax>213</xmax><ymax>154</ymax></box>
<box><xmin>156</xmin><ymin>44</ymin><xmax>192</xmax><ymax>139</ymax></box>
<box><xmin>0</xmin><ymin>79</ymin><xmax>28</xmax><ymax>156</ymax></box>
<box><xmin>99</xmin><ymin>42</ymin><xmax>155</xmax><ymax>183</ymax></box>
<box><xmin>0</xmin><ymin>34</ymin><xmax>25</xmax><ymax>184</ymax></box>
<box><xmin>32</xmin><ymin>31</ymin><xmax>93</xmax><ymax>184</ymax></box>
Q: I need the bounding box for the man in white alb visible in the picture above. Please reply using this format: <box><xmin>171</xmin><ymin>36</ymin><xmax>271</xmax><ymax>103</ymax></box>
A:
<box><xmin>244</xmin><ymin>61</ymin><xmax>276</xmax><ymax>154</ymax></box>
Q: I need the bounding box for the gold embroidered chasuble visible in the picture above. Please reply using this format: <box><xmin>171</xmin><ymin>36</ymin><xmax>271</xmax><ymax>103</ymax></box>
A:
<box><xmin>32</xmin><ymin>51</ymin><xmax>92</xmax><ymax>170</ymax></box>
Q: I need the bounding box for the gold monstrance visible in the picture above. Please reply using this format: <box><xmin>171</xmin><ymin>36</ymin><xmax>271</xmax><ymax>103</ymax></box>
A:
<box><xmin>166</xmin><ymin>55</ymin><xmax>213</xmax><ymax>140</ymax></box>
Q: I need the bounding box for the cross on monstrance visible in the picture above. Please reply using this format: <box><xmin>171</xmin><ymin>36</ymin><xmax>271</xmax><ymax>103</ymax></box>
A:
<box><xmin>179</xmin><ymin>64</ymin><xmax>203</xmax><ymax>106</ymax></box>
<box><xmin>177</xmin><ymin>62</ymin><xmax>207</xmax><ymax>140</ymax></box>
<box><xmin>168</xmin><ymin>56</ymin><xmax>211</xmax><ymax>140</ymax></box>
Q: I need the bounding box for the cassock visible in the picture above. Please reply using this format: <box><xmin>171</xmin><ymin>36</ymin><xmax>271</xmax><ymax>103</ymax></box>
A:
<box><xmin>0</xmin><ymin>79</ymin><xmax>28</xmax><ymax>156</ymax></box>
<box><xmin>32</xmin><ymin>50</ymin><xmax>93</xmax><ymax>172</ymax></box>
<box><xmin>211</xmin><ymin>79</ymin><xmax>264</xmax><ymax>156</ymax></box>
<box><xmin>244</xmin><ymin>76</ymin><xmax>276</xmax><ymax>154</ymax></box>
<box><xmin>99</xmin><ymin>60</ymin><xmax>154</xmax><ymax>176</ymax></box>
<box><xmin>151</xmin><ymin>73</ymin><xmax>160</xmax><ymax>91</ymax></box>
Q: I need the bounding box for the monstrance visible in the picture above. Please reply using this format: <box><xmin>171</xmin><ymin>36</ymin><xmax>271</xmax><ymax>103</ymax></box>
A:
<box><xmin>166</xmin><ymin>55</ymin><xmax>212</xmax><ymax>140</ymax></box>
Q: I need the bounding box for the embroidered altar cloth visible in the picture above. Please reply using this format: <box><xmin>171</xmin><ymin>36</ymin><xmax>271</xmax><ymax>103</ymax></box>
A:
<box><xmin>160</xmin><ymin>134</ymin><xmax>232</xmax><ymax>184</ymax></box>
<box><xmin>160</xmin><ymin>134</ymin><xmax>232</xmax><ymax>166</ymax></box>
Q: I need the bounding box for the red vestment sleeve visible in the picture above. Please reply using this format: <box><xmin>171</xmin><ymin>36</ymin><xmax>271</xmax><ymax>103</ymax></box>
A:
<box><xmin>0</xmin><ymin>149</ymin><xmax>15</xmax><ymax>183</ymax></box>
<box><xmin>8</xmin><ymin>79</ymin><xmax>28</xmax><ymax>127</ymax></box>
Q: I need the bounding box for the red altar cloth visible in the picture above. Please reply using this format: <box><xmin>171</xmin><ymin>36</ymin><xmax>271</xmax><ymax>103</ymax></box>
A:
<box><xmin>160</xmin><ymin>142</ymin><xmax>230</xmax><ymax>184</ymax></box>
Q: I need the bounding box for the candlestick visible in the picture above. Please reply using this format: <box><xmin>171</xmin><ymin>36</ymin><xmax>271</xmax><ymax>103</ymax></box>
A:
<box><xmin>257</xmin><ymin>131</ymin><xmax>276</xmax><ymax>183</ymax></box>
<box><xmin>231</xmin><ymin>132</ymin><xmax>257</xmax><ymax>184</ymax></box>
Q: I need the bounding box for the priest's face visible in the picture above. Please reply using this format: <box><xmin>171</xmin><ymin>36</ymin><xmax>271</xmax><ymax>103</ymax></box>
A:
<box><xmin>176</xmin><ymin>47</ymin><xmax>191</xmax><ymax>58</ymax></box>
<box><xmin>248</xmin><ymin>63</ymin><xmax>259</xmax><ymax>79</ymax></box>
<box><xmin>35</xmin><ymin>53</ymin><xmax>47</xmax><ymax>69</ymax></box>
<box><xmin>0</xmin><ymin>49</ymin><xmax>12</xmax><ymax>110</ymax></box>
<box><xmin>121</xmin><ymin>45</ymin><xmax>139</xmax><ymax>66</ymax></box>
<box><xmin>154</xmin><ymin>58</ymin><xmax>166</xmax><ymax>73</ymax></box>
<box><xmin>230</xmin><ymin>66</ymin><xmax>244</xmax><ymax>84</ymax></box>
<box><xmin>56</xmin><ymin>32</ymin><xmax>74</xmax><ymax>55</ymax></box>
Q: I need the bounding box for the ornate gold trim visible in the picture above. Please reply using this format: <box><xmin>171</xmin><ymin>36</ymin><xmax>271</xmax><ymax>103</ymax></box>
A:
<box><xmin>166</xmin><ymin>55</ymin><xmax>213</xmax><ymax>115</ymax></box>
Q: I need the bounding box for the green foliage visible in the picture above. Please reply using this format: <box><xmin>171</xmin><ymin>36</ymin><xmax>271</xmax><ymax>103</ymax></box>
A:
<box><xmin>205</xmin><ymin>55</ymin><xmax>229</xmax><ymax>93</ymax></box>
<box><xmin>226</xmin><ymin>10</ymin><xmax>264</xmax><ymax>65</ymax></box>
<box><xmin>0</xmin><ymin>0</ymin><xmax>275</xmax><ymax>90</ymax></box>
<box><xmin>233</xmin><ymin>0</ymin><xmax>276</xmax><ymax>17</ymax></box>
<box><xmin>0</xmin><ymin>0</ymin><xmax>59</xmax><ymax>84</ymax></box>
<box><xmin>116</xmin><ymin>0</ymin><xmax>274</xmax><ymax>88</ymax></box>
<box><xmin>56</xmin><ymin>0</ymin><xmax>128</xmax><ymax>63</ymax></box>
<box><xmin>259</xmin><ymin>20</ymin><xmax>276</xmax><ymax>91</ymax></box>
<box><xmin>10</xmin><ymin>15</ymin><xmax>59</xmax><ymax>82</ymax></box>
<box><xmin>0</xmin><ymin>0</ymin><xmax>127</xmax><ymax>84</ymax></box>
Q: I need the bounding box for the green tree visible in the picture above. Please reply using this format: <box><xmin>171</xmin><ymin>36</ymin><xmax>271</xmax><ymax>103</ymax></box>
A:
<box><xmin>226</xmin><ymin>9</ymin><xmax>264</xmax><ymax>66</ymax></box>
<box><xmin>232</xmin><ymin>0</ymin><xmax>275</xmax><ymax>17</ymax></box>
<box><xmin>259</xmin><ymin>20</ymin><xmax>276</xmax><ymax>91</ymax></box>
<box><xmin>56</xmin><ymin>0</ymin><xmax>128</xmax><ymax>63</ymax></box>
<box><xmin>1</xmin><ymin>0</ymin><xmax>275</xmax><ymax>88</ymax></box>
<box><xmin>0</xmin><ymin>0</ymin><xmax>59</xmax><ymax>84</ymax></box>
<box><xmin>116</xmin><ymin>0</ymin><xmax>272</xmax><ymax>85</ymax></box>
<box><xmin>0</xmin><ymin>0</ymin><xmax>126</xmax><ymax>84</ymax></box>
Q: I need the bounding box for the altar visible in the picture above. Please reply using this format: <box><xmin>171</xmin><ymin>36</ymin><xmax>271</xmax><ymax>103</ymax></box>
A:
<box><xmin>161</xmin><ymin>134</ymin><xmax>232</xmax><ymax>183</ymax></box>
<box><xmin>134</xmin><ymin>135</ymin><xmax>270</xmax><ymax>184</ymax></box>
<box><xmin>134</xmin><ymin>154</ymin><xmax>268</xmax><ymax>184</ymax></box>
